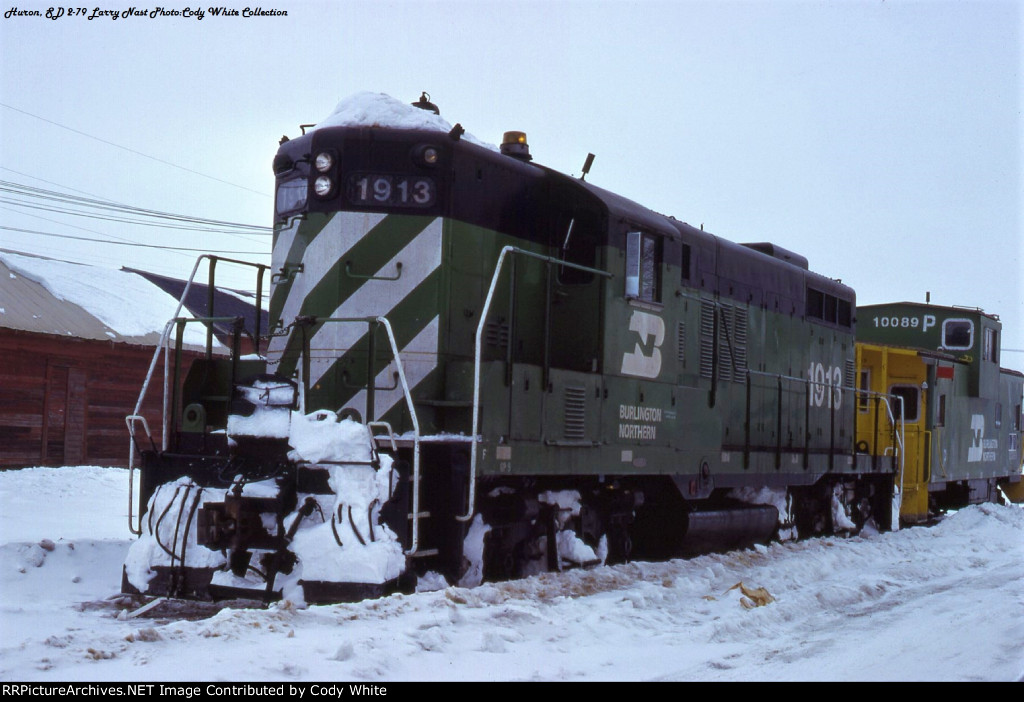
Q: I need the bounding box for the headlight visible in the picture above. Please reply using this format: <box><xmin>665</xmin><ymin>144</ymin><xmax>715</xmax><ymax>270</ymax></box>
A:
<box><xmin>314</xmin><ymin>176</ymin><xmax>333</xmax><ymax>197</ymax></box>
<box><xmin>314</xmin><ymin>152</ymin><xmax>334</xmax><ymax>173</ymax></box>
<box><xmin>412</xmin><ymin>144</ymin><xmax>440</xmax><ymax>167</ymax></box>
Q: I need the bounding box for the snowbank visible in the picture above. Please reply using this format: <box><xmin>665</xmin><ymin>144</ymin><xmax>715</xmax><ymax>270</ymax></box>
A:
<box><xmin>1</xmin><ymin>465</ymin><xmax>1021</xmax><ymax>681</ymax></box>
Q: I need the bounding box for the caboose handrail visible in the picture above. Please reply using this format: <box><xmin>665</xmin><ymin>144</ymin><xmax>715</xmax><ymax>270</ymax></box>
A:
<box><xmin>460</xmin><ymin>245</ymin><xmax>612</xmax><ymax>523</ymax></box>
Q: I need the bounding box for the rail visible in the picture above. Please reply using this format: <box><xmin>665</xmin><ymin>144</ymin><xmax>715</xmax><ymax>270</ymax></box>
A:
<box><xmin>460</xmin><ymin>245</ymin><xmax>612</xmax><ymax>523</ymax></box>
<box><xmin>124</xmin><ymin>255</ymin><xmax>269</xmax><ymax>536</ymax></box>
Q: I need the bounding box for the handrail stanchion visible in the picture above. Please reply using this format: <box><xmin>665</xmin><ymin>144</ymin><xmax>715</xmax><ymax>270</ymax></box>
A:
<box><xmin>125</xmin><ymin>255</ymin><xmax>269</xmax><ymax>535</ymax></box>
<box><xmin>459</xmin><ymin>246</ymin><xmax>612</xmax><ymax>523</ymax></box>
<box><xmin>310</xmin><ymin>316</ymin><xmax>425</xmax><ymax>555</ymax></box>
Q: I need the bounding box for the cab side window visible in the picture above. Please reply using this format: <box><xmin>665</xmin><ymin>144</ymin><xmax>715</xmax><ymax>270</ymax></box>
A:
<box><xmin>626</xmin><ymin>231</ymin><xmax>662</xmax><ymax>303</ymax></box>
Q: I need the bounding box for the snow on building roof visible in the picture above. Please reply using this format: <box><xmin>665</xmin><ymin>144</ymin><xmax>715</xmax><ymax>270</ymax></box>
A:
<box><xmin>0</xmin><ymin>250</ymin><xmax>216</xmax><ymax>348</ymax></box>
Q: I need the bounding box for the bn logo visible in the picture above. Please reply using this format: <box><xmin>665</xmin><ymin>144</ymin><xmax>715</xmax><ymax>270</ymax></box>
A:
<box><xmin>620</xmin><ymin>310</ymin><xmax>664</xmax><ymax>379</ymax></box>
<box><xmin>967</xmin><ymin>414</ymin><xmax>984</xmax><ymax>463</ymax></box>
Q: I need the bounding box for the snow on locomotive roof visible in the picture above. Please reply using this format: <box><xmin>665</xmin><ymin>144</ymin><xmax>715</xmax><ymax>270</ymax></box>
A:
<box><xmin>311</xmin><ymin>91</ymin><xmax>497</xmax><ymax>151</ymax></box>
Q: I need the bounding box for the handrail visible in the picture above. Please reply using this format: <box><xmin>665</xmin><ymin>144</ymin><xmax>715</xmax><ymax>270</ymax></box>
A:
<box><xmin>345</xmin><ymin>260</ymin><xmax>403</xmax><ymax>281</ymax></box>
<box><xmin>125</xmin><ymin>255</ymin><xmax>269</xmax><ymax>536</ymax></box>
<box><xmin>301</xmin><ymin>315</ymin><xmax>424</xmax><ymax>555</ymax></box>
<box><xmin>460</xmin><ymin>246</ymin><xmax>612</xmax><ymax>523</ymax></box>
<box><xmin>890</xmin><ymin>397</ymin><xmax>906</xmax><ymax>520</ymax></box>
<box><xmin>124</xmin><ymin>414</ymin><xmax>152</xmax><ymax>535</ymax></box>
<box><xmin>742</xmin><ymin>369</ymin><xmax>906</xmax><ymax>479</ymax></box>
<box><xmin>922</xmin><ymin>429</ymin><xmax>932</xmax><ymax>484</ymax></box>
<box><xmin>377</xmin><ymin>317</ymin><xmax>423</xmax><ymax>555</ymax></box>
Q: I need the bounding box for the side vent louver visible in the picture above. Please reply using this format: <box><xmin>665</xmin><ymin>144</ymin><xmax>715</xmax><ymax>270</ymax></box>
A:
<box><xmin>700</xmin><ymin>301</ymin><xmax>748</xmax><ymax>383</ymax></box>
<box><xmin>732</xmin><ymin>306</ymin><xmax>748</xmax><ymax>380</ymax></box>
<box><xmin>700</xmin><ymin>302</ymin><xmax>715</xmax><ymax>379</ymax></box>
<box><xmin>485</xmin><ymin>320</ymin><xmax>509</xmax><ymax>350</ymax></box>
<box><xmin>564</xmin><ymin>386</ymin><xmax>587</xmax><ymax>440</ymax></box>
<box><xmin>844</xmin><ymin>358</ymin><xmax>856</xmax><ymax>391</ymax></box>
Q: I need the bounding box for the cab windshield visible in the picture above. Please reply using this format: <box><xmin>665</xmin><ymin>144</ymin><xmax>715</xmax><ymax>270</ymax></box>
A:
<box><xmin>275</xmin><ymin>177</ymin><xmax>307</xmax><ymax>218</ymax></box>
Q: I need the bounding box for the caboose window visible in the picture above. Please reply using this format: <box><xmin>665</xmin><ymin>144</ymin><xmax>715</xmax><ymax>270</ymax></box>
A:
<box><xmin>983</xmin><ymin>328</ymin><xmax>998</xmax><ymax>362</ymax></box>
<box><xmin>889</xmin><ymin>384</ymin><xmax>920</xmax><ymax>423</ymax></box>
<box><xmin>942</xmin><ymin>319</ymin><xmax>973</xmax><ymax>350</ymax></box>
<box><xmin>276</xmin><ymin>178</ymin><xmax>307</xmax><ymax>215</ymax></box>
<box><xmin>626</xmin><ymin>231</ymin><xmax>662</xmax><ymax>302</ymax></box>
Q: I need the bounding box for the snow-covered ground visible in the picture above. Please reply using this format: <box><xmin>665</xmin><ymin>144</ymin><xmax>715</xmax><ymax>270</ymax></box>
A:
<box><xmin>0</xmin><ymin>465</ymin><xmax>1021</xmax><ymax>682</ymax></box>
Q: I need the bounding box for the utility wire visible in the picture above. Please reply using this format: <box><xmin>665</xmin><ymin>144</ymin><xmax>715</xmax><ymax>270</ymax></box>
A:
<box><xmin>0</xmin><ymin>203</ymin><xmax>240</xmax><ymax>268</ymax></box>
<box><xmin>0</xmin><ymin>166</ymin><xmax>121</xmax><ymax>201</ymax></box>
<box><xmin>1</xmin><ymin>197</ymin><xmax>270</xmax><ymax>238</ymax></box>
<box><xmin>1</xmin><ymin>102</ymin><xmax>272</xmax><ymax>198</ymax></box>
<box><xmin>0</xmin><ymin>224</ymin><xmax>267</xmax><ymax>255</ymax></box>
<box><xmin>0</xmin><ymin>180</ymin><xmax>271</xmax><ymax>233</ymax></box>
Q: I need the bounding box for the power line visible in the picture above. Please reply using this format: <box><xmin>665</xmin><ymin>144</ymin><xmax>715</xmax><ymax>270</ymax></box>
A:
<box><xmin>0</xmin><ymin>175</ymin><xmax>272</xmax><ymax>286</ymax></box>
<box><xmin>0</xmin><ymin>203</ymin><xmax>180</xmax><ymax>250</ymax></box>
<box><xmin>0</xmin><ymin>102</ymin><xmax>272</xmax><ymax>198</ymax></box>
<box><xmin>0</xmin><ymin>166</ymin><xmax>124</xmax><ymax>202</ymax></box>
<box><xmin>0</xmin><ymin>202</ymin><xmax>224</xmax><ymax>274</ymax></box>
<box><xmin>0</xmin><ymin>224</ymin><xmax>267</xmax><ymax>255</ymax></box>
<box><xmin>0</xmin><ymin>168</ymin><xmax>268</xmax><ymax>253</ymax></box>
<box><xmin>1</xmin><ymin>197</ymin><xmax>270</xmax><ymax>238</ymax></box>
<box><xmin>0</xmin><ymin>179</ymin><xmax>271</xmax><ymax>234</ymax></box>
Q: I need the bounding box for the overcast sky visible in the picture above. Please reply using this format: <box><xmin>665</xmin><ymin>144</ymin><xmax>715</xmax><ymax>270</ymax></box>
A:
<box><xmin>1</xmin><ymin>0</ymin><xmax>1021</xmax><ymax>354</ymax></box>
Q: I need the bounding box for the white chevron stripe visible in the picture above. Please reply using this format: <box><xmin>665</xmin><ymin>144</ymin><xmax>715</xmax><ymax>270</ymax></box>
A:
<box><xmin>305</xmin><ymin>217</ymin><xmax>443</xmax><ymax>387</ymax></box>
<box><xmin>268</xmin><ymin>211</ymin><xmax>388</xmax><ymax>361</ymax></box>
<box><xmin>340</xmin><ymin>316</ymin><xmax>440</xmax><ymax>421</ymax></box>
